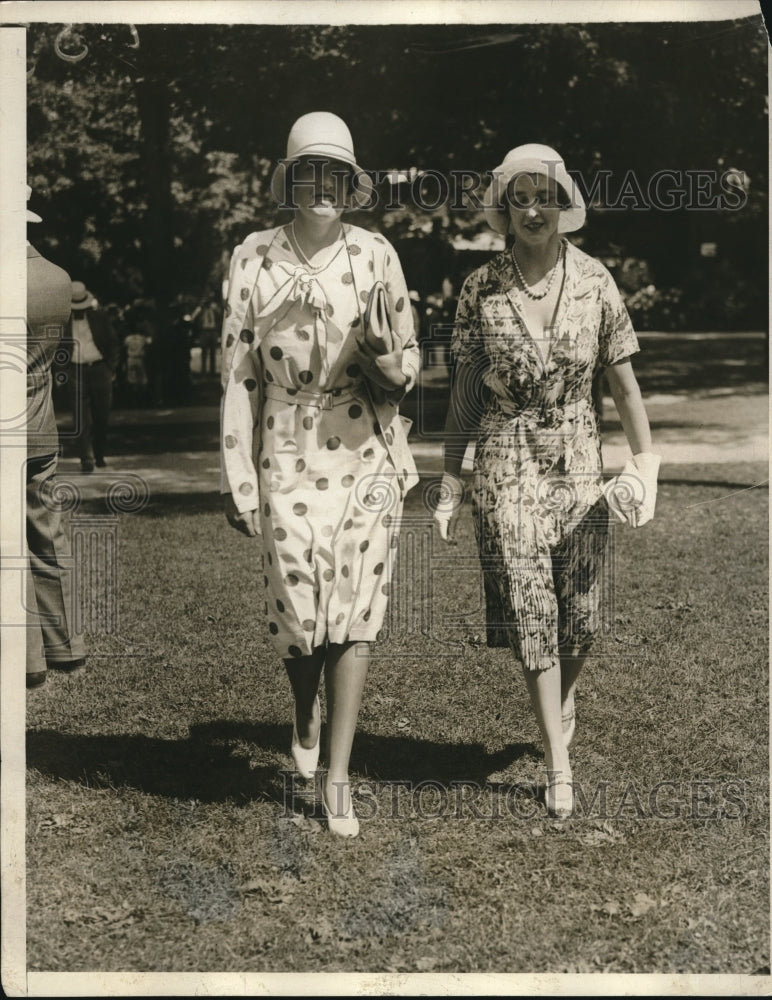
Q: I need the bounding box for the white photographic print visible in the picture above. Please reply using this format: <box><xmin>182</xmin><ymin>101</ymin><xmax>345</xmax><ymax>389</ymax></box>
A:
<box><xmin>1</xmin><ymin>1</ymin><xmax>768</xmax><ymax>996</ymax></box>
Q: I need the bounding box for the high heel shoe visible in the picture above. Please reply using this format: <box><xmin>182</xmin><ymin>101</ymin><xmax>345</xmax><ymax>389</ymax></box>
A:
<box><xmin>545</xmin><ymin>770</ymin><xmax>574</xmax><ymax>819</ymax></box>
<box><xmin>322</xmin><ymin>777</ymin><xmax>360</xmax><ymax>838</ymax></box>
<box><xmin>290</xmin><ymin>695</ymin><xmax>320</xmax><ymax>779</ymax></box>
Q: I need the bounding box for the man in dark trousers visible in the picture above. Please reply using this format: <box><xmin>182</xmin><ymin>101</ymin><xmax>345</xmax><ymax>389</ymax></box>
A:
<box><xmin>26</xmin><ymin>189</ymin><xmax>86</xmax><ymax>687</ymax></box>
<box><xmin>65</xmin><ymin>281</ymin><xmax>119</xmax><ymax>472</ymax></box>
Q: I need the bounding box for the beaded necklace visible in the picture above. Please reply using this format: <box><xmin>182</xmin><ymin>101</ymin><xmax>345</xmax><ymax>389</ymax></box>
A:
<box><xmin>511</xmin><ymin>240</ymin><xmax>564</xmax><ymax>301</ymax></box>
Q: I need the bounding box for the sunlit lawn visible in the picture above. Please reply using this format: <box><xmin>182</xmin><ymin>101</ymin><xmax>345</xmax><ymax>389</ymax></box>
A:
<box><xmin>26</xmin><ymin>457</ymin><xmax>768</xmax><ymax>974</ymax></box>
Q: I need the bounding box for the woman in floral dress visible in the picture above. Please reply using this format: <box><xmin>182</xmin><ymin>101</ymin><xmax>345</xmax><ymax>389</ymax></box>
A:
<box><xmin>435</xmin><ymin>144</ymin><xmax>660</xmax><ymax>818</ymax></box>
<box><xmin>220</xmin><ymin>113</ymin><xmax>419</xmax><ymax>836</ymax></box>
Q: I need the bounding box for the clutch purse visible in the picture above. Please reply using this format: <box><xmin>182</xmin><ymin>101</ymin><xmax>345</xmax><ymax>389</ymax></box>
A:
<box><xmin>361</xmin><ymin>281</ymin><xmax>395</xmax><ymax>356</ymax></box>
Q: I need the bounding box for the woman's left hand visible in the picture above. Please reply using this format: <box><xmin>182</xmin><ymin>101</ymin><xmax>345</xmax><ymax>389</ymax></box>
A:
<box><xmin>356</xmin><ymin>343</ymin><xmax>407</xmax><ymax>391</ymax></box>
<box><xmin>604</xmin><ymin>452</ymin><xmax>661</xmax><ymax>527</ymax></box>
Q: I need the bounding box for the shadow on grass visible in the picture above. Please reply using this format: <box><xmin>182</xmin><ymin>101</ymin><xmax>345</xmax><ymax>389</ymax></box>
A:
<box><xmin>74</xmin><ymin>474</ymin><xmax>768</xmax><ymax>519</ymax></box>
<box><xmin>26</xmin><ymin>723</ymin><xmax>539</xmax><ymax>807</ymax></box>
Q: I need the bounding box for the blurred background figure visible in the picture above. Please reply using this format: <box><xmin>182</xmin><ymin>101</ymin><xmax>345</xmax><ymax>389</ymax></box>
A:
<box><xmin>408</xmin><ymin>289</ymin><xmax>422</xmax><ymax>342</ymax></box>
<box><xmin>188</xmin><ymin>295</ymin><xmax>222</xmax><ymax>378</ymax></box>
<box><xmin>131</xmin><ymin>299</ymin><xmax>165</xmax><ymax>407</ymax></box>
<box><xmin>122</xmin><ymin>323</ymin><xmax>150</xmax><ymax>406</ymax></box>
<box><xmin>65</xmin><ymin>281</ymin><xmax>119</xmax><ymax>471</ymax></box>
<box><xmin>166</xmin><ymin>298</ymin><xmax>194</xmax><ymax>403</ymax></box>
<box><xmin>423</xmin><ymin>275</ymin><xmax>457</xmax><ymax>370</ymax></box>
<box><xmin>25</xmin><ymin>186</ymin><xmax>86</xmax><ymax>688</ymax></box>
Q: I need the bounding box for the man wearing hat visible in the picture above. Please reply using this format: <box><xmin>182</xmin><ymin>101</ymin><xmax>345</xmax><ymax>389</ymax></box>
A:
<box><xmin>25</xmin><ymin>186</ymin><xmax>86</xmax><ymax>687</ymax></box>
<box><xmin>65</xmin><ymin>280</ymin><xmax>119</xmax><ymax>472</ymax></box>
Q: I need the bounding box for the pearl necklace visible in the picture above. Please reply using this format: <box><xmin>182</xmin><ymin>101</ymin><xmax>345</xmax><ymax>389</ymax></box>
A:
<box><xmin>511</xmin><ymin>241</ymin><xmax>564</xmax><ymax>301</ymax></box>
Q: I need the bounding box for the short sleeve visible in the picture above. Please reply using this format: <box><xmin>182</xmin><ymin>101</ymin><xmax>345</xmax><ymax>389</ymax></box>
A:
<box><xmin>450</xmin><ymin>271</ymin><xmax>483</xmax><ymax>369</ymax></box>
<box><xmin>599</xmin><ymin>269</ymin><xmax>639</xmax><ymax>366</ymax></box>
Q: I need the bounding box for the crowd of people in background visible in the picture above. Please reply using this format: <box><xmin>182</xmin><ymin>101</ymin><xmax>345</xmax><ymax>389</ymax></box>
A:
<box><xmin>58</xmin><ymin>279</ymin><xmax>460</xmax><ymax>414</ymax></box>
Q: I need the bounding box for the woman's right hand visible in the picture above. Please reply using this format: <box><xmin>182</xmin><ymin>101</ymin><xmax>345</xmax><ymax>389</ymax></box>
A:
<box><xmin>223</xmin><ymin>493</ymin><xmax>261</xmax><ymax>537</ymax></box>
<box><xmin>433</xmin><ymin>472</ymin><xmax>465</xmax><ymax>544</ymax></box>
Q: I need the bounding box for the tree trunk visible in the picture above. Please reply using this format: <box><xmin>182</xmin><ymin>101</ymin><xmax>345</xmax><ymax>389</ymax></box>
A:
<box><xmin>132</xmin><ymin>28</ymin><xmax>186</xmax><ymax>400</ymax></box>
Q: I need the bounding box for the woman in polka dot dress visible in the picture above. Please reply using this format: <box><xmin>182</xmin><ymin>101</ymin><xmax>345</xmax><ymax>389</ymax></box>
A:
<box><xmin>220</xmin><ymin>113</ymin><xmax>420</xmax><ymax>836</ymax></box>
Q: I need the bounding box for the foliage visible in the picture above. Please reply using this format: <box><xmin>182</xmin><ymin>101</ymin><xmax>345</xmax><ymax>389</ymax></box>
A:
<box><xmin>26</xmin><ymin>18</ymin><xmax>769</xmax><ymax>327</ymax></box>
<box><xmin>621</xmin><ymin>284</ymin><xmax>685</xmax><ymax>332</ymax></box>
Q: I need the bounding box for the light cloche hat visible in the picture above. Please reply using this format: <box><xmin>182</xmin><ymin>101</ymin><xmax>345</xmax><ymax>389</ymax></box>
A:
<box><xmin>270</xmin><ymin>111</ymin><xmax>374</xmax><ymax>209</ymax></box>
<box><xmin>483</xmin><ymin>143</ymin><xmax>586</xmax><ymax>235</ymax></box>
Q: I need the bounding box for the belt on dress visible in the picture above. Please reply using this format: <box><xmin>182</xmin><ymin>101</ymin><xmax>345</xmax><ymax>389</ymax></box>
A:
<box><xmin>263</xmin><ymin>381</ymin><xmax>363</xmax><ymax>410</ymax></box>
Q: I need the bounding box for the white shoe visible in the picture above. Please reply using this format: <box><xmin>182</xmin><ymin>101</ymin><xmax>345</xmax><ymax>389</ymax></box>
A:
<box><xmin>322</xmin><ymin>777</ymin><xmax>359</xmax><ymax>838</ymax></box>
<box><xmin>545</xmin><ymin>769</ymin><xmax>574</xmax><ymax>819</ymax></box>
<box><xmin>290</xmin><ymin>695</ymin><xmax>320</xmax><ymax>779</ymax></box>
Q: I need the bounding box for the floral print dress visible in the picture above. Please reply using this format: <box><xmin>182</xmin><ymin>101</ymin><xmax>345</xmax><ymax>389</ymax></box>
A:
<box><xmin>451</xmin><ymin>239</ymin><xmax>640</xmax><ymax>671</ymax></box>
<box><xmin>220</xmin><ymin>224</ymin><xmax>419</xmax><ymax>660</ymax></box>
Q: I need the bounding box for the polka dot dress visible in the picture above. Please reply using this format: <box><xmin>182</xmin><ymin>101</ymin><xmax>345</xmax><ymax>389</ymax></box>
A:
<box><xmin>253</xmin><ymin>231</ymin><xmax>403</xmax><ymax>658</ymax></box>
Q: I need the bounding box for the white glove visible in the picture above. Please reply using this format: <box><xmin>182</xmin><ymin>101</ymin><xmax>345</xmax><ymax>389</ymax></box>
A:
<box><xmin>603</xmin><ymin>452</ymin><xmax>661</xmax><ymax>527</ymax></box>
<box><xmin>433</xmin><ymin>473</ymin><xmax>465</xmax><ymax>544</ymax></box>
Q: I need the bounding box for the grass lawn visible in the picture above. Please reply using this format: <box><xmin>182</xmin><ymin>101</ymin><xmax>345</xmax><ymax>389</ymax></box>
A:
<box><xmin>25</xmin><ymin>458</ymin><xmax>768</xmax><ymax>975</ymax></box>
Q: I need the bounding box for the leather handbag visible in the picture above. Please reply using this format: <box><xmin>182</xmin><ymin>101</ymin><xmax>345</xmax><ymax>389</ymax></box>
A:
<box><xmin>359</xmin><ymin>280</ymin><xmax>406</xmax><ymax>397</ymax></box>
<box><xmin>362</xmin><ymin>280</ymin><xmax>394</xmax><ymax>355</ymax></box>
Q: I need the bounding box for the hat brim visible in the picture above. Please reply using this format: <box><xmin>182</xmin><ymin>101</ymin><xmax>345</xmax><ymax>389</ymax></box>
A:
<box><xmin>270</xmin><ymin>155</ymin><xmax>374</xmax><ymax>210</ymax></box>
<box><xmin>71</xmin><ymin>297</ymin><xmax>92</xmax><ymax>310</ymax></box>
<box><xmin>482</xmin><ymin>157</ymin><xmax>586</xmax><ymax>235</ymax></box>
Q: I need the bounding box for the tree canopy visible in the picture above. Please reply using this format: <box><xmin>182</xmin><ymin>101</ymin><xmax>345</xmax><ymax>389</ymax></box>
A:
<box><xmin>26</xmin><ymin>17</ymin><xmax>768</xmax><ymax>325</ymax></box>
